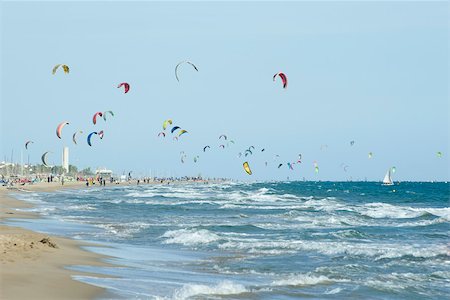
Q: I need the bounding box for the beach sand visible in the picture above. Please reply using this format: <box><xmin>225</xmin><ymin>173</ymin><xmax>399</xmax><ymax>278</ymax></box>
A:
<box><xmin>0</xmin><ymin>182</ymin><xmax>111</xmax><ymax>300</ymax></box>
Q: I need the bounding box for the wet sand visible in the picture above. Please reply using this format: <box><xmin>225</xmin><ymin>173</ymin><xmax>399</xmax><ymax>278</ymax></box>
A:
<box><xmin>0</xmin><ymin>182</ymin><xmax>111</xmax><ymax>300</ymax></box>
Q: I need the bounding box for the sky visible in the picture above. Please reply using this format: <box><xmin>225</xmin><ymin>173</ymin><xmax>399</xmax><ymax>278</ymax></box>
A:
<box><xmin>0</xmin><ymin>1</ymin><xmax>448</xmax><ymax>181</ymax></box>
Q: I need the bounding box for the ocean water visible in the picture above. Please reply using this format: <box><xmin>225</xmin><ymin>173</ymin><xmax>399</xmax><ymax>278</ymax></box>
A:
<box><xmin>9</xmin><ymin>182</ymin><xmax>450</xmax><ymax>299</ymax></box>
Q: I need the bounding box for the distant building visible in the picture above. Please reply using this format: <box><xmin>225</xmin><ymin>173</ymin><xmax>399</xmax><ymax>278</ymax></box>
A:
<box><xmin>62</xmin><ymin>147</ymin><xmax>69</xmax><ymax>173</ymax></box>
<box><xmin>96</xmin><ymin>168</ymin><xmax>113</xmax><ymax>180</ymax></box>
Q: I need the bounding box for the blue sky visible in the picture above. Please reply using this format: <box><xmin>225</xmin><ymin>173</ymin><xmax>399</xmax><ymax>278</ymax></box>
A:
<box><xmin>1</xmin><ymin>1</ymin><xmax>448</xmax><ymax>181</ymax></box>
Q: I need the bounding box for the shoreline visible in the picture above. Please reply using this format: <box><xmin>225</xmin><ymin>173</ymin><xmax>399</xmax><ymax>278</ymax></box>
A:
<box><xmin>0</xmin><ymin>182</ymin><xmax>112</xmax><ymax>300</ymax></box>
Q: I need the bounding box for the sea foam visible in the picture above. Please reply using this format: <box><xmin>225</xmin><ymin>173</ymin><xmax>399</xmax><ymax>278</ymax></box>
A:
<box><xmin>161</xmin><ymin>228</ymin><xmax>220</xmax><ymax>246</ymax></box>
<box><xmin>172</xmin><ymin>281</ymin><xmax>247</xmax><ymax>299</ymax></box>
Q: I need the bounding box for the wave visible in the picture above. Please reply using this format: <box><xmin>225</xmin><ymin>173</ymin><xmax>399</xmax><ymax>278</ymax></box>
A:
<box><xmin>219</xmin><ymin>239</ymin><xmax>449</xmax><ymax>260</ymax></box>
<box><xmin>330</xmin><ymin>229</ymin><xmax>370</xmax><ymax>239</ymax></box>
<box><xmin>396</xmin><ymin>218</ymin><xmax>447</xmax><ymax>227</ymax></box>
<box><xmin>424</xmin><ymin>207</ymin><xmax>450</xmax><ymax>221</ymax></box>
<box><xmin>325</xmin><ymin>287</ymin><xmax>343</xmax><ymax>294</ymax></box>
<box><xmin>271</xmin><ymin>274</ymin><xmax>340</xmax><ymax>287</ymax></box>
<box><xmin>220</xmin><ymin>203</ymin><xmax>308</xmax><ymax>210</ymax></box>
<box><xmin>95</xmin><ymin>221</ymin><xmax>150</xmax><ymax>238</ymax></box>
<box><xmin>161</xmin><ymin>228</ymin><xmax>220</xmax><ymax>246</ymax></box>
<box><xmin>14</xmin><ymin>193</ymin><xmax>45</xmax><ymax>204</ymax></box>
<box><xmin>172</xmin><ymin>281</ymin><xmax>247</xmax><ymax>299</ymax></box>
<box><xmin>364</xmin><ymin>272</ymin><xmax>449</xmax><ymax>295</ymax></box>
<box><xmin>21</xmin><ymin>206</ymin><xmax>56</xmax><ymax>215</ymax></box>
<box><xmin>67</xmin><ymin>204</ymin><xmax>97</xmax><ymax>211</ymax></box>
<box><xmin>217</xmin><ymin>188</ymin><xmax>301</xmax><ymax>203</ymax></box>
<box><xmin>357</xmin><ymin>203</ymin><xmax>450</xmax><ymax>220</ymax></box>
<box><xmin>126</xmin><ymin>187</ymin><xmax>212</xmax><ymax>200</ymax></box>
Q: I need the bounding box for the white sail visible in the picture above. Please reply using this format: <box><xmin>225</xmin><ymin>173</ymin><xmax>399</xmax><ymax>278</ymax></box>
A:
<box><xmin>382</xmin><ymin>169</ymin><xmax>393</xmax><ymax>185</ymax></box>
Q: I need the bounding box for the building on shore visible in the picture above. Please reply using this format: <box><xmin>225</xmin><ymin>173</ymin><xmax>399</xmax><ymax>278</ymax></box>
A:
<box><xmin>96</xmin><ymin>168</ymin><xmax>113</xmax><ymax>180</ymax></box>
<box><xmin>62</xmin><ymin>147</ymin><xmax>69</xmax><ymax>173</ymax></box>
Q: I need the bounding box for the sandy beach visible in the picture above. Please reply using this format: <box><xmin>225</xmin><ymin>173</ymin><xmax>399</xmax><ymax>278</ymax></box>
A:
<box><xmin>0</xmin><ymin>182</ymin><xmax>111</xmax><ymax>300</ymax></box>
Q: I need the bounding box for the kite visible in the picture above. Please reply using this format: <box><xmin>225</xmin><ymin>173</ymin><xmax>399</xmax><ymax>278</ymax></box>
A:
<box><xmin>93</xmin><ymin>112</ymin><xmax>103</xmax><ymax>125</ymax></box>
<box><xmin>163</xmin><ymin>119</ymin><xmax>173</xmax><ymax>130</ymax></box>
<box><xmin>219</xmin><ymin>134</ymin><xmax>227</xmax><ymax>140</ymax></box>
<box><xmin>25</xmin><ymin>141</ymin><xmax>33</xmax><ymax>150</ymax></box>
<box><xmin>278</xmin><ymin>163</ymin><xmax>283</xmax><ymax>169</ymax></box>
<box><xmin>171</xmin><ymin>126</ymin><xmax>181</xmax><ymax>134</ymax></box>
<box><xmin>180</xmin><ymin>153</ymin><xmax>187</xmax><ymax>163</ymax></box>
<box><xmin>41</xmin><ymin>151</ymin><xmax>51</xmax><ymax>167</ymax></box>
<box><xmin>72</xmin><ymin>131</ymin><xmax>83</xmax><ymax>145</ymax></box>
<box><xmin>273</xmin><ymin>72</ymin><xmax>288</xmax><ymax>89</ymax></box>
<box><xmin>158</xmin><ymin>132</ymin><xmax>166</xmax><ymax>138</ymax></box>
<box><xmin>175</xmin><ymin>61</ymin><xmax>198</xmax><ymax>82</ymax></box>
<box><xmin>103</xmin><ymin>111</ymin><xmax>114</xmax><ymax>121</ymax></box>
<box><xmin>98</xmin><ymin>130</ymin><xmax>104</xmax><ymax>139</ymax></box>
<box><xmin>87</xmin><ymin>132</ymin><xmax>98</xmax><ymax>146</ymax></box>
<box><xmin>368</xmin><ymin>152</ymin><xmax>373</xmax><ymax>159</ymax></box>
<box><xmin>243</xmin><ymin>162</ymin><xmax>252</xmax><ymax>175</ymax></box>
<box><xmin>52</xmin><ymin>64</ymin><xmax>69</xmax><ymax>75</ymax></box>
<box><xmin>56</xmin><ymin>121</ymin><xmax>69</xmax><ymax>139</ymax></box>
<box><xmin>437</xmin><ymin>152</ymin><xmax>442</xmax><ymax>158</ymax></box>
<box><xmin>178</xmin><ymin>130</ymin><xmax>188</xmax><ymax>137</ymax></box>
<box><xmin>350</xmin><ymin>140</ymin><xmax>355</xmax><ymax>146</ymax></box>
<box><xmin>117</xmin><ymin>82</ymin><xmax>130</xmax><ymax>93</ymax></box>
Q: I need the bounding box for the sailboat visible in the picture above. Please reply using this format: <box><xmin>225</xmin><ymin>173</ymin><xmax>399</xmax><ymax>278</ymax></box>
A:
<box><xmin>382</xmin><ymin>169</ymin><xmax>394</xmax><ymax>185</ymax></box>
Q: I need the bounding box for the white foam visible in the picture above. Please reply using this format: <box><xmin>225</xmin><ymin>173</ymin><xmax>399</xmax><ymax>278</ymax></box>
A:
<box><xmin>396</xmin><ymin>218</ymin><xmax>447</xmax><ymax>227</ymax></box>
<box><xmin>161</xmin><ymin>229</ymin><xmax>220</xmax><ymax>246</ymax></box>
<box><xmin>357</xmin><ymin>203</ymin><xmax>450</xmax><ymax>220</ymax></box>
<box><xmin>67</xmin><ymin>204</ymin><xmax>97</xmax><ymax>211</ymax></box>
<box><xmin>331</xmin><ymin>229</ymin><xmax>369</xmax><ymax>239</ymax></box>
<box><xmin>21</xmin><ymin>206</ymin><xmax>56</xmax><ymax>215</ymax></box>
<box><xmin>325</xmin><ymin>287</ymin><xmax>342</xmax><ymax>294</ymax></box>
<box><xmin>271</xmin><ymin>274</ymin><xmax>335</xmax><ymax>286</ymax></box>
<box><xmin>172</xmin><ymin>281</ymin><xmax>247</xmax><ymax>299</ymax></box>
<box><xmin>125</xmin><ymin>199</ymin><xmax>146</xmax><ymax>204</ymax></box>
<box><xmin>219</xmin><ymin>238</ymin><xmax>449</xmax><ymax>260</ymax></box>
<box><xmin>218</xmin><ymin>188</ymin><xmax>300</xmax><ymax>203</ymax></box>
<box><xmin>126</xmin><ymin>188</ymin><xmax>211</xmax><ymax>200</ymax></box>
<box><xmin>364</xmin><ymin>272</ymin><xmax>431</xmax><ymax>293</ymax></box>
<box><xmin>423</xmin><ymin>207</ymin><xmax>450</xmax><ymax>221</ymax></box>
<box><xmin>96</xmin><ymin>221</ymin><xmax>150</xmax><ymax>238</ymax></box>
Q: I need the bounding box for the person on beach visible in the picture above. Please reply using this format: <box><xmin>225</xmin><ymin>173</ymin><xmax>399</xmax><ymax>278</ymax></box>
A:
<box><xmin>61</xmin><ymin>176</ymin><xmax>64</xmax><ymax>186</ymax></box>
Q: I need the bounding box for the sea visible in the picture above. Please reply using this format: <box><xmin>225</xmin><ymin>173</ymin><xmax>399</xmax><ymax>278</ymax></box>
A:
<box><xmin>8</xmin><ymin>181</ymin><xmax>450</xmax><ymax>299</ymax></box>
